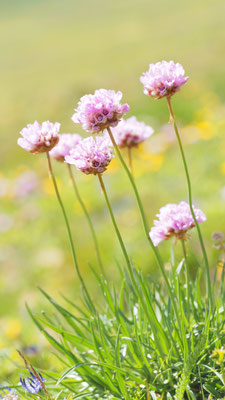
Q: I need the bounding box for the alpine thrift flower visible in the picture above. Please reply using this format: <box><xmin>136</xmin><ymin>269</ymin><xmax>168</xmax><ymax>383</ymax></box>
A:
<box><xmin>72</xmin><ymin>89</ymin><xmax>130</xmax><ymax>133</ymax></box>
<box><xmin>111</xmin><ymin>116</ymin><xmax>154</xmax><ymax>148</ymax></box>
<box><xmin>49</xmin><ymin>133</ymin><xmax>82</xmax><ymax>162</ymax></box>
<box><xmin>18</xmin><ymin>121</ymin><xmax>60</xmax><ymax>154</ymax></box>
<box><xmin>20</xmin><ymin>370</ymin><xmax>45</xmax><ymax>394</ymax></box>
<box><xmin>149</xmin><ymin>201</ymin><xmax>206</xmax><ymax>246</ymax></box>
<box><xmin>65</xmin><ymin>136</ymin><xmax>114</xmax><ymax>175</ymax></box>
<box><xmin>140</xmin><ymin>61</ymin><xmax>189</xmax><ymax>99</ymax></box>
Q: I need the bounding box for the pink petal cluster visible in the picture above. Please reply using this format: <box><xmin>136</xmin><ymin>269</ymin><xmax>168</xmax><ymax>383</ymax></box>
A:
<box><xmin>72</xmin><ymin>89</ymin><xmax>130</xmax><ymax>133</ymax></box>
<box><xmin>140</xmin><ymin>61</ymin><xmax>189</xmax><ymax>99</ymax></box>
<box><xmin>111</xmin><ymin>116</ymin><xmax>154</xmax><ymax>148</ymax></box>
<box><xmin>49</xmin><ymin>133</ymin><xmax>82</xmax><ymax>162</ymax></box>
<box><xmin>149</xmin><ymin>201</ymin><xmax>206</xmax><ymax>246</ymax></box>
<box><xmin>18</xmin><ymin>121</ymin><xmax>60</xmax><ymax>154</ymax></box>
<box><xmin>65</xmin><ymin>136</ymin><xmax>114</xmax><ymax>175</ymax></box>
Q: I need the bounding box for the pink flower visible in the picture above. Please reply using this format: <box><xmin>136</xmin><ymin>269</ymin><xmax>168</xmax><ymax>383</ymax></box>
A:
<box><xmin>72</xmin><ymin>89</ymin><xmax>130</xmax><ymax>133</ymax></box>
<box><xmin>18</xmin><ymin>121</ymin><xmax>60</xmax><ymax>154</ymax></box>
<box><xmin>13</xmin><ymin>170</ymin><xmax>39</xmax><ymax>198</ymax></box>
<box><xmin>140</xmin><ymin>61</ymin><xmax>189</xmax><ymax>99</ymax></box>
<box><xmin>111</xmin><ymin>116</ymin><xmax>154</xmax><ymax>148</ymax></box>
<box><xmin>49</xmin><ymin>133</ymin><xmax>82</xmax><ymax>162</ymax></box>
<box><xmin>149</xmin><ymin>201</ymin><xmax>206</xmax><ymax>246</ymax></box>
<box><xmin>65</xmin><ymin>136</ymin><xmax>114</xmax><ymax>175</ymax></box>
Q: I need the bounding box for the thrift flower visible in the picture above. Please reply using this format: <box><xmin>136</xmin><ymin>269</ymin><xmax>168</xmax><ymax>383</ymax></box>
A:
<box><xmin>72</xmin><ymin>89</ymin><xmax>130</xmax><ymax>133</ymax></box>
<box><xmin>20</xmin><ymin>370</ymin><xmax>45</xmax><ymax>394</ymax></box>
<box><xmin>50</xmin><ymin>133</ymin><xmax>82</xmax><ymax>161</ymax></box>
<box><xmin>18</xmin><ymin>121</ymin><xmax>60</xmax><ymax>154</ymax></box>
<box><xmin>65</xmin><ymin>136</ymin><xmax>114</xmax><ymax>175</ymax></box>
<box><xmin>150</xmin><ymin>201</ymin><xmax>206</xmax><ymax>246</ymax></box>
<box><xmin>111</xmin><ymin>116</ymin><xmax>154</xmax><ymax>148</ymax></box>
<box><xmin>140</xmin><ymin>61</ymin><xmax>189</xmax><ymax>99</ymax></box>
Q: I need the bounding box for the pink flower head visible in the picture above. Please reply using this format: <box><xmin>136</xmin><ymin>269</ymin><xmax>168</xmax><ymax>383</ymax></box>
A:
<box><xmin>72</xmin><ymin>89</ymin><xmax>130</xmax><ymax>133</ymax></box>
<box><xmin>140</xmin><ymin>61</ymin><xmax>189</xmax><ymax>99</ymax></box>
<box><xmin>111</xmin><ymin>116</ymin><xmax>154</xmax><ymax>148</ymax></box>
<box><xmin>65</xmin><ymin>136</ymin><xmax>114</xmax><ymax>175</ymax></box>
<box><xmin>49</xmin><ymin>133</ymin><xmax>82</xmax><ymax>162</ymax></box>
<box><xmin>149</xmin><ymin>201</ymin><xmax>206</xmax><ymax>246</ymax></box>
<box><xmin>18</xmin><ymin>121</ymin><xmax>60</xmax><ymax>154</ymax></box>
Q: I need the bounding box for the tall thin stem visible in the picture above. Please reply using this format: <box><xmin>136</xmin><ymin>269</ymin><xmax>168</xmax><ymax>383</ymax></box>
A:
<box><xmin>166</xmin><ymin>97</ymin><xmax>212</xmax><ymax>309</ymax></box>
<box><xmin>127</xmin><ymin>147</ymin><xmax>134</xmax><ymax>178</ymax></box>
<box><xmin>181</xmin><ymin>239</ymin><xmax>190</xmax><ymax>320</ymax></box>
<box><xmin>106</xmin><ymin>127</ymin><xmax>182</xmax><ymax>334</ymax></box>
<box><xmin>67</xmin><ymin>164</ymin><xmax>104</xmax><ymax>276</ymax></box>
<box><xmin>97</xmin><ymin>173</ymin><xmax>169</xmax><ymax>357</ymax></box>
<box><xmin>97</xmin><ymin>173</ymin><xmax>131</xmax><ymax>271</ymax></box>
<box><xmin>46</xmin><ymin>153</ymin><xmax>93</xmax><ymax>307</ymax></box>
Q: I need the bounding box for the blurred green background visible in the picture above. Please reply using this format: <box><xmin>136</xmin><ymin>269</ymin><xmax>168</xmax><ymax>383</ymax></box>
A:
<box><xmin>1</xmin><ymin>0</ymin><xmax>225</xmax><ymax>380</ymax></box>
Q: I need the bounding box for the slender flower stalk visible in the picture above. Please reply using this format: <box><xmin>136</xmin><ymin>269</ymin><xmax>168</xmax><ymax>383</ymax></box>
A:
<box><xmin>67</xmin><ymin>164</ymin><xmax>104</xmax><ymax>275</ymax></box>
<box><xmin>64</xmin><ymin>136</ymin><xmax>168</xmax><ymax>347</ymax></box>
<box><xmin>97</xmin><ymin>173</ymin><xmax>168</xmax><ymax>357</ymax></box>
<box><xmin>106</xmin><ymin>127</ymin><xmax>182</xmax><ymax>333</ymax></box>
<box><xmin>97</xmin><ymin>173</ymin><xmax>131</xmax><ymax>271</ymax></box>
<box><xmin>181</xmin><ymin>239</ymin><xmax>190</xmax><ymax>320</ymax></box>
<box><xmin>46</xmin><ymin>152</ymin><xmax>92</xmax><ymax>306</ymax></box>
<box><xmin>166</xmin><ymin>97</ymin><xmax>212</xmax><ymax>309</ymax></box>
<box><xmin>127</xmin><ymin>147</ymin><xmax>134</xmax><ymax>178</ymax></box>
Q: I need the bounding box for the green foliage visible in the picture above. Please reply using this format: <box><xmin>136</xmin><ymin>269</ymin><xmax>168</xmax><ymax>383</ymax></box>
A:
<box><xmin>26</xmin><ymin>257</ymin><xmax>224</xmax><ymax>399</ymax></box>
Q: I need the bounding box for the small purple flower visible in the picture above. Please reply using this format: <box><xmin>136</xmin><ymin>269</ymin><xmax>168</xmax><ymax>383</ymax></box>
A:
<box><xmin>149</xmin><ymin>201</ymin><xmax>206</xmax><ymax>246</ymax></box>
<box><xmin>140</xmin><ymin>61</ymin><xmax>189</xmax><ymax>99</ymax></box>
<box><xmin>49</xmin><ymin>133</ymin><xmax>82</xmax><ymax>162</ymax></box>
<box><xmin>111</xmin><ymin>116</ymin><xmax>154</xmax><ymax>148</ymax></box>
<box><xmin>65</xmin><ymin>136</ymin><xmax>114</xmax><ymax>175</ymax></box>
<box><xmin>0</xmin><ymin>386</ymin><xmax>18</xmax><ymax>400</ymax></box>
<box><xmin>72</xmin><ymin>89</ymin><xmax>130</xmax><ymax>133</ymax></box>
<box><xmin>20</xmin><ymin>370</ymin><xmax>45</xmax><ymax>394</ymax></box>
<box><xmin>18</xmin><ymin>121</ymin><xmax>60</xmax><ymax>154</ymax></box>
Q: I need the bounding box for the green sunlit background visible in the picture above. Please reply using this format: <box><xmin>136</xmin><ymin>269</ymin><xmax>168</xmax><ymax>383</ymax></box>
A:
<box><xmin>1</xmin><ymin>0</ymin><xmax>225</xmax><ymax>381</ymax></box>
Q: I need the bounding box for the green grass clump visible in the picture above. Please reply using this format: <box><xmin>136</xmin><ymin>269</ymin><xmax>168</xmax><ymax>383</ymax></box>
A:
<box><xmin>25</xmin><ymin>255</ymin><xmax>225</xmax><ymax>399</ymax></box>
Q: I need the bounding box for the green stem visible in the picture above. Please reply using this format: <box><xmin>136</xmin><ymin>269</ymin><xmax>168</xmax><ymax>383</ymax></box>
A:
<box><xmin>67</xmin><ymin>164</ymin><xmax>105</xmax><ymax>276</ymax></box>
<box><xmin>98</xmin><ymin>173</ymin><xmax>131</xmax><ymax>270</ymax></box>
<box><xmin>181</xmin><ymin>239</ymin><xmax>190</xmax><ymax>321</ymax></box>
<box><xmin>127</xmin><ymin>147</ymin><xmax>134</xmax><ymax>178</ymax></box>
<box><xmin>46</xmin><ymin>153</ymin><xmax>93</xmax><ymax>308</ymax></box>
<box><xmin>97</xmin><ymin>173</ymin><xmax>168</xmax><ymax>357</ymax></box>
<box><xmin>106</xmin><ymin>127</ymin><xmax>182</xmax><ymax>334</ymax></box>
<box><xmin>166</xmin><ymin>97</ymin><xmax>212</xmax><ymax>310</ymax></box>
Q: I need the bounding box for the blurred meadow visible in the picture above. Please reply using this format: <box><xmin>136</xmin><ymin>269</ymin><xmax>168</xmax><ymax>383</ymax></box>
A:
<box><xmin>1</xmin><ymin>0</ymin><xmax>225</xmax><ymax>381</ymax></box>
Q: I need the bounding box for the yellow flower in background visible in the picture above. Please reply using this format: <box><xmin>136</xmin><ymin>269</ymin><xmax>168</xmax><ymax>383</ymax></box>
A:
<box><xmin>73</xmin><ymin>199</ymin><xmax>91</xmax><ymax>215</ymax></box>
<box><xmin>134</xmin><ymin>151</ymin><xmax>164</xmax><ymax>177</ymax></box>
<box><xmin>42</xmin><ymin>177</ymin><xmax>62</xmax><ymax>194</ymax></box>
<box><xmin>4</xmin><ymin>318</ymin><xmax>21</xmax><ymax>340</ymax></box>
<box><xmin>211</xmin><ymin>347</ymin><xmax>225</xmax><ymax>363</ymax></box>
<box><xmin>196</xmin><ymin>121</ymin><xmax>214</xmax><ymax>140</ymax></box>
<box><xmin>221</xmin><ymin>162</ymin><xmax>225</xmax><ymax>175</ymax></box>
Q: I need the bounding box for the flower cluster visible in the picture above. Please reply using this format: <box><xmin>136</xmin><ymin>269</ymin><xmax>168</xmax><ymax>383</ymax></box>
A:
<box><xmin>72</xmin><ymin>89</ymin><xmax>130</xmax><ymax>133</ymax></box>
<box><xmin>20</xmin><ymin>370</ymin><xmax>45</xmax><ymax>394</ymax></box>
<box><xmin>18</xmin><ymin>121</ymin><xmax>60</xmax><ymax>154</ymax></box>
<box><xmin>111</xmin><ymin>116</ymin><xmax>154</xmax><ymax>148</ymax></box>
<box><xmin>50</xmin><ymin>133</ymin><xmax>82</xmax><ymax>162</ymax></box>
<box><xmin>65</xmin><ymin>136</ymin><xmax>114</xmax><ymax>175</ymax></box>
<box><xmin>140</xmin><ymin>60</ymin><xmax>189</xmax><ymax>99</ymax></box>
<box><xmin>149</xmin><ymin>201</ymin><xmax>206</xmax><ymax>246</ymax></box>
